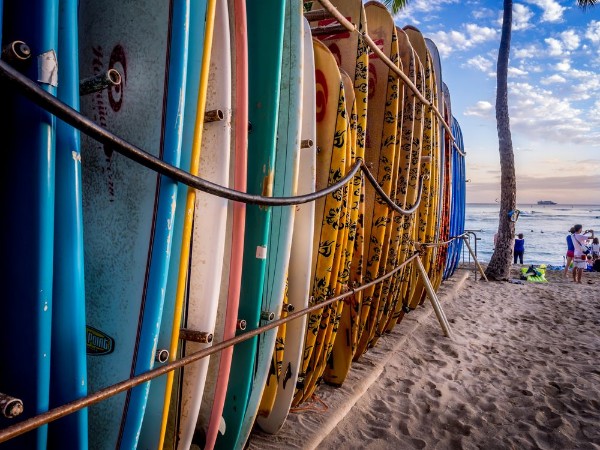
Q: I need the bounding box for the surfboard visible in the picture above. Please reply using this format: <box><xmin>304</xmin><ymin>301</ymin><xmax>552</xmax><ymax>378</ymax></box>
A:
<box><xmin>446</xmin><ymin>116</ymin><xmax>466</xmax><ymax>278</ymax></box>
<box><xmin>199</xmin><ymin>0</ymin><xmax>248</xmax><ymax>447</ymax></box>
<box><xmin>297</xmin><ymin>66</ymin><xmax>353</xmax><ymax>403</ymax></box>
<box><xmin>443</xmin><ymin>82</ymin><xmax>456</xmax><ymax>281</ymax></box>
<box><xmin>49</xmin><ymin>0</ymin><xmax>88</xmax><ymax>447</ymax></box>
<box><xmin>215</xmin><ymin>0</ymin><xmax>285</xmax><ymax>447</ymax></box>
<box><xmin>315</xmin><ymin>67</ymin><xmax>361</xmax><ymax>387</ymax></box>
<box><xmin>437</xmin><ymin>80</ymin><xmax>453</xmax><ymax>285</ymax></box>
<box><xmin>78</xmin><ymin>0</ymin><xmax>194</xmax><ymax>446</ymax></box>
<box><xmin>368</xmin><ymin>24</ymin><xmax>411</xmax><ymax>351</ymax></box>
<box><xmin>173</xmin><ymin>0</ymin><xmax>231</xmax><ymax>447</ymax></box>
<box><xmin>395</xmin><ymin>28</ymin><xmax>425</xmax><ymax>323</ymax></box>
<box><xmin>425</xmin><ymin>37</ymin><xmax>446</xmax><ymax>292</ymax></box>
<box><xmin>292</xmin><ymin>38</ymin><xmax>349</xmax><ymax>407</ymax></box>
<box><xmin>0</xmin><ymin>2</ymin><xmax>58</xmax><ymax>448</ymax></box>
<box><xmin>376</xmin><ymin>27</ymin><xmax>417</xmax><ymax>338</ymax></box>
<box><xmin>235</xmin><ymin>1</ymin><xmax>303</xmax><ymax>447</ymax></box>
<box><xmin>421</xmin><ymin>40</ymin><xmax>442</xmax><ymax>300</ymax></box>
<box><xmin>402</xmin><ymin>25</ymin><xmax>435</xmax><ymax>312</ymax></box>
<box><xmin>136</xmin><ymin>2</ymin><xmax>208</xmax><ymax>448</ymax></box>
<box><xmin>255</xmin><ymin>16</ymin><xmax>316</xmax><ymax>434</ymax></box>
<box><xmin>352</xmin><ymin>1</ymin><xmax>401</xmax><ymax>360</ymax></box>
<box><xmin>303</xmin><ymin>0</ymin><xmax>368</xmax><ymax>396</ymax></box>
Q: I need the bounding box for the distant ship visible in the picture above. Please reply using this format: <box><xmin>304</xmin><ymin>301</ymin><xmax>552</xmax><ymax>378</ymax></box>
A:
<box><xmin>537</xmin><ymin>200</ymin><xmax>557</xmax><ymax>205</ymax></box>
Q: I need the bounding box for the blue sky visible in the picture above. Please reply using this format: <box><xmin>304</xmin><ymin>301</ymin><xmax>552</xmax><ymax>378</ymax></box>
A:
<box><xmin>387</xmin><ymin>0</ymin><xmax>600</xmax><ymax>204</ymax></box>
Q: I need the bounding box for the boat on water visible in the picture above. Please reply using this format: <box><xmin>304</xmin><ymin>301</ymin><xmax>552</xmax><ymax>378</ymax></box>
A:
<box><xmin>537</xmin><ymin>200</ymin><xmax>557</xmax><ymax>205</ymax></box>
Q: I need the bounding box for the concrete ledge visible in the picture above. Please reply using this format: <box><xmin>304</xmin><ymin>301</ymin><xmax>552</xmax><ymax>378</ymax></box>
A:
<box><xmin>248</xmin><ymin>270</ymin><xmax>471</xmax><ymax>449</ymax></box>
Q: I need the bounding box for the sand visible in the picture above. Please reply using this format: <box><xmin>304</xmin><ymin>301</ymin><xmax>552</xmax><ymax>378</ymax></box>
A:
<box><xmin>247</xmin><ymin>264</ymin><xmax>600</xmax><ymax>449</ymax></box>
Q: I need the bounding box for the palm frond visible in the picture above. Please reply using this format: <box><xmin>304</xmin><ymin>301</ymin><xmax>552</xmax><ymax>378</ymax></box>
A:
<box><xmin>382</xmin><ymin>0</ymin><xmax>409</xmax><ymax>14</ymax></box>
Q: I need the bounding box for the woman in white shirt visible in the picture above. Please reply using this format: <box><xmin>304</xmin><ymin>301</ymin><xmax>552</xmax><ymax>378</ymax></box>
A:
<box><xmin>571</xmin><ymin>224</ymin><xmax>594</xmax><ymax>283</ymax></box>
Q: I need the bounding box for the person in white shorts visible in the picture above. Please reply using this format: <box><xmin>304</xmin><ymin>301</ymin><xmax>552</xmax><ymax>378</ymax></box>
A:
<box><xmin>571</xmin><ymin>224</ymin><xmax>594</xmax><ymax>283</ymax></box>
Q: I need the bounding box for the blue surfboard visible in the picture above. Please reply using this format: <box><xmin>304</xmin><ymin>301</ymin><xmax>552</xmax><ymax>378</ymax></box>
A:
<box><xmin>137</xmin><ymin>1</ymin><xmax>209</xmax><ymax>448</ymax></box>
<box><xmin>0</xmin><ymin>2</ymin><xmax>58</xmax><ymax>448</ymax></box>
<box><xmin>48</xmin><ymin>0</ymin><xmax>88</xmax><ymax>448</ymax></box>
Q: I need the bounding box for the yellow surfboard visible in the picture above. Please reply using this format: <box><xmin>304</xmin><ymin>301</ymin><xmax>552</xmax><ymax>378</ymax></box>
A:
<box><xmin>403</xmin><ymin>25</ymin><xmax>434</xmax><ymax>312</ymax></box>
<box><xmin>319</xmin><ymin>67</ymin><xmax>359</xmax><ymax>388</ymax></box>
<box><xmin>354</xmin><ymin>2</ymin><xmax>402</xmax><ymax>357</ymax></box>
<box><xmin>298</xmin><ymin>66</ymin><xmax>355</xmax><ymax>403</ymax></box>
<box><xmin>292</xmin><ymin>38</ymin><xmax>349</xmax><ymax>407</ymax></box>
<box><xmin>302</xmin><ymin>0</ymin><xmax>368</xmax><ymax>398</ymax></box>
<box><xmin>383</xmin><ymin>27</ymin><xmax>420</xmax><ymax>332</ymax></box>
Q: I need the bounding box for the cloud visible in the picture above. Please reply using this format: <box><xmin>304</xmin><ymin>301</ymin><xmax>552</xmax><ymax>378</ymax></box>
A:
<box><xmin>472</xmin><ymin>7</ymin><xmax>496</xmax><ymax>20</ymax></box>
<box><xmin>465</xmin><ymin>55</ymin><xmax>494</xmax><ymax>72</ymax></box>
<box><xmin>507</xmin><ymin>82</ymin><xmax>600</xmax><ymax>145</ymax></box>
<box><xmin>564</xmin><ymin>68</ymin><xmax>600</xmax><ymax>101</ymax></box>
<box><xmin>427</xmin><ymin>24</ymin><xmax>499</xmax><ymax>57</ymax></box>
<box><xmin>540</xmin><ymin>74</ymin><xmax>566</xmax><ymax>84</ymax></box>
<box><xmin>585</xmin><ymin>20</ymin><xmax>600</xmax><ymax>44</ymax></box>
<box><xmin>545</xmin><ymin>37</ymin><xmax>564</xmax><ymax>56</ymax></box>
<box><xmin>512</xmin><ymin>4</ymin><xmax>534</xmax><ymax>30</ymax></box>
<box><xmin>522</xmin><ymin>0</ymin><xmax>566</xmax><ymax>22</ymax></box>
<box><xmin>390</xmin><ymin>0</ymin><xmax>460</xmax><ymax>24</ymax></box>
<box><xmin>464</xmin><ymin>101</ymin><xmax>494</xmax><ymax>117</ymax></box>
<box><xmin>560</xmin><ymin>30</ymin><xmax>580</xmax><ymax>51</ymax></box>
<box><xmin>555</xmin><ymin>59</ymin><xmax>571</xmax><ymax>71</ymax></box>
<box><xmin>514</xmin><ymin>44</ymin><xmax>539</xmax><ymax>59</ymax></box>
<box><xmin>508</xmin><ymin>67</ymin><xmax>528</xmax><ymax>77</ymax></box>
<box><xmin>544</xmin><ymin>30</ymin><xmax>579</xmax><ymax>57</ymax></box>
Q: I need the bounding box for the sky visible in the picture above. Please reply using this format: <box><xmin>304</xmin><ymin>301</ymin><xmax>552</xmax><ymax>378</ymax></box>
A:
<box><xmin>386</xmin><ymin>0</ymin><xmax>600</xmax><ymax>204</ymax></box>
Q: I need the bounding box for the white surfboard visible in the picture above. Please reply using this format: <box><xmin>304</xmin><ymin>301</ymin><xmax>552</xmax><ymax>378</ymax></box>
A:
<box><xmin>175</xmin><ymin>0</ymin><xmax>232</xmax><ymax>447</ymax></box>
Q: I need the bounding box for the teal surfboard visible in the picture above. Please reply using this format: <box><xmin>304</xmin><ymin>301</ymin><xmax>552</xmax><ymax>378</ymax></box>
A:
<box><xmin>216</xmin><ymin>0</ymin><xmax>286</xmax><ymax>448</ymax></box>
<box><xmin>0</xmin><ymin>1</ymin><xmax>58</xmax><ymax>448</ymax></box>
<box><xmin>236</xmin><ymin>1</ymin><xmax>303</xmax><ymax>447</ymax></box>
<box><xmin>49</xmin><ymin>0</ymin><xmax>88</xmax><ymax>448</ymax></box>
<box><xmin>78</xmin><ymin>0</ymin><xmax>190</xmax><ymax>447</ymax></box>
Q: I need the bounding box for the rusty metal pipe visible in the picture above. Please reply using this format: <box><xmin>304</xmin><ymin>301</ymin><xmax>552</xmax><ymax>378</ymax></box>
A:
<box><xmin>301</xmin><ymin>139</ymin><xmax>313</xmax><ymax>149</ymax></box>
<box><xmin>204</xmin><ymin>109</ymin><xmax>224</xmax><ymax>123</ymax></box>
<box><xmin>79</xmin><ymin>69</ymin><xmax>121</xmax><ymax>96</ymax></box>
<box><xmin>0</xmin><ymin>394</ymin><xmax>23</xmax><ymax>419</ymax></box>
<box><xmin>0</xmin><ymin>252</ymin><xmax>420</xmax><ymax>443</ymax></box>
<box><xmin>179</xmin><ymin>329</ymin><xmax>213</xmax><ymax>344</ymax></box>
<box><xmin>304</xmin><ymin>9</ymin><xmax>333</xmax><ymax>21</ymax></box>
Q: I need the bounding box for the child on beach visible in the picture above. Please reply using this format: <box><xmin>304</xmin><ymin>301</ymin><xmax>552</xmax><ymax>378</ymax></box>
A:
<box><xmin>571</xmin><ymin>225</ymin><xmax>594</xmax><ymax>283</ymax></box>
<box><xmin>514</xmin><ymin>233</ymin><xmax>525</xmax><ymax>264</ymax></box>
<box><xmin>565</xmin><ymin>230</ymin><xmax>575</xmax><ymax>277</ymax></box>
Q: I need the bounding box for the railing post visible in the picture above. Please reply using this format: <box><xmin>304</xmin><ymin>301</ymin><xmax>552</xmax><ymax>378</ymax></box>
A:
<box><xmin>414</xmin><ymin>256</ymin><xmax>453</xmax><ymax>339</ymax></box>
<box><xmin>462</xmin><ymin>236</ymin><xmax>488</xmax><ymax>281</ymax></box>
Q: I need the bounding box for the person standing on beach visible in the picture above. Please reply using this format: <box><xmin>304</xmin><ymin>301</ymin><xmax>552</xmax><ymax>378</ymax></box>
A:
<box><xmin>565</xmin><ymin>228</ymin><xmax>575</xmax><ymax>277</ymax></box>
<box><xmin>571</xmin><ymin>225</ymin><xmax>594</xmax><ymax>283</ymax></box>
<box><xmin>591</xmin><ymin>237</ymin><xmax>600</xmax><ymax>258</ymax></box>
<box><xmin>513</xmin><ymin>233</ymin><xmax>525</xmax><ymax>264</ymax></box>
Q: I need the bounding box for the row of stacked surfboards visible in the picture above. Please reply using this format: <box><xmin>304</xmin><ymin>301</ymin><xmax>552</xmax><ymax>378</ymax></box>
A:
<box><xmin>0</xmin><ymin>0</ymin><xmax>466</xmax><ymax>449</ymax></box>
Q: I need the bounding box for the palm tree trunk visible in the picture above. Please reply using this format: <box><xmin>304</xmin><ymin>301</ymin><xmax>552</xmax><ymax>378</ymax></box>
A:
<box><xmin>485</xmin><ymin>0</ymin><xmax>516</xmax><ymax>281</ymax></box>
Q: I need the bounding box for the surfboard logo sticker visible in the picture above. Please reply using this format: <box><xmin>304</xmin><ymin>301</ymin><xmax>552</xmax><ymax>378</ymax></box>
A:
<box><xmin>86</xmin><ymin>325</ymin><xmax>115</xmax><ymax>355</ymax></box>
<box><xmin>315</xmin><ymin>69</ymin><xmax>328</xmax><ymax>123</ymax></box>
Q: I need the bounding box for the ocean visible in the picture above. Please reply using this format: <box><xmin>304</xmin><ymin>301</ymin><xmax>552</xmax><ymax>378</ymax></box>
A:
<box><xmin>463</xmin><ymin>203</ymin><xmax>600</xmax><ymax>267</ymax></box>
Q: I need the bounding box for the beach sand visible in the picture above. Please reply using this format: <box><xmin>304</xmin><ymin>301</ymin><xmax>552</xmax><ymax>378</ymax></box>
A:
<box><xmin>248</xmin><ymin>264</ymin><xmax>600</xmax><ymax>449</ymax></box>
